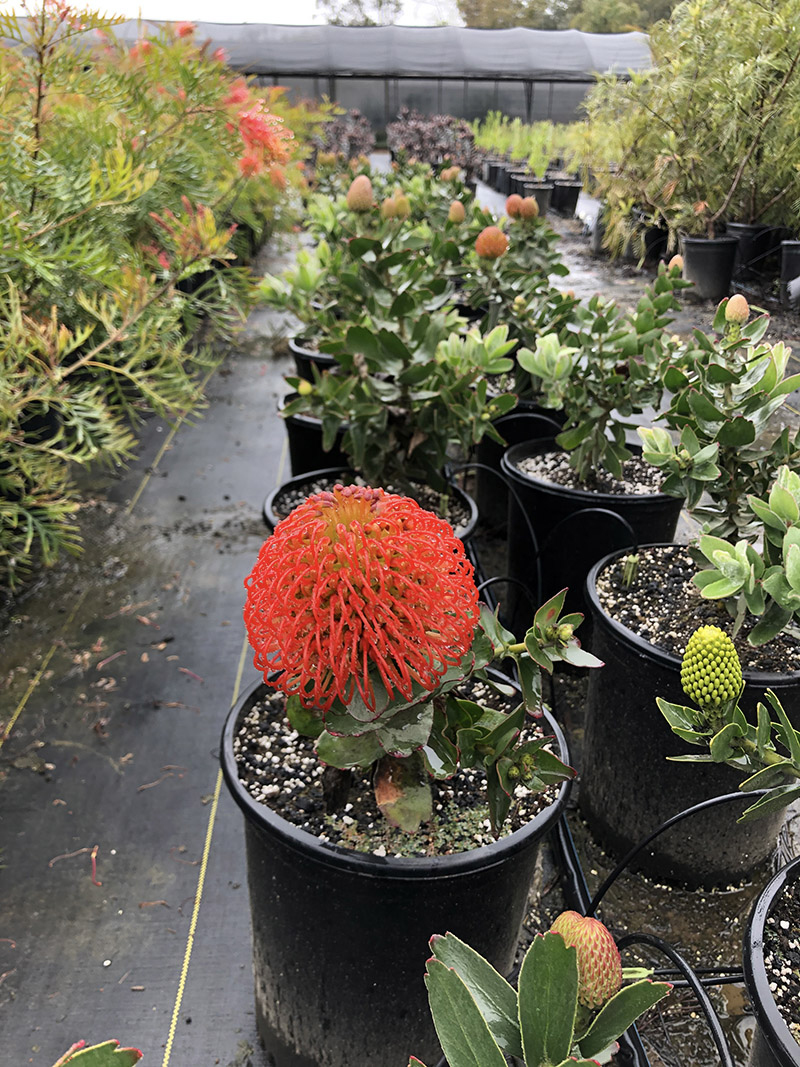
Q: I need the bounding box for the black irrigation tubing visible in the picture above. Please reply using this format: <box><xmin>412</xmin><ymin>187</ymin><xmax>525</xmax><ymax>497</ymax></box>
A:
<box><xmin>553</xmin><ymin>815</ymin><xmax>653</xmax><ymax>1067</ymax></box>
<box><xmin>536</xmin><ymin>505</ymin><xmax>638</xmax><ymax>564</ymax></box>
<box><xmin>616</xmin><ymin>932</ymin><xmax>736</xmax><ymax>1067</ymax></box>
<box><xmin>448</xmin><ymin>460</ymin><xmax>543</xmax><ymax>604</ymax></box>
<box><xmin>586</xmin><ymin>790</ymin><xmax>770</xmax><ymax>918</ymax></box>
<box><xmin>476</xmin><ymin>574</ymin><xmax>540</xmax><ymax>618</ymax></box>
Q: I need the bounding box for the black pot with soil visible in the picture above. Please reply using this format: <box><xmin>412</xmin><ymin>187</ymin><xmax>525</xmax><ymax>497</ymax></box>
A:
<box><xmin>520</xmin><ymin>181</ymin><xmax>553</xmax><ymax>217</ymax></box>
<box><xmin>474</xmin><ymin>407</ymin><xmax>563</xmax><ymax>533</ymax></box>
<box><xmin>279</xmin><ymin>393</ymin><xmax>348</xmax><ymax>477</ymax></box>
<box><xmin>579</xmin><ymin>543</ymin><xmax>800</xmax><ymax>888</ymax></box>
<box><xmin>264</xmin><ymin>466</ymin><xmax>479</xmax><ymax>544</ymax></box>
<box><xmin>744</xmin><ymin>857</ymin><xmax>800</xmax><ymax>1067</ymax></box>
<box><xmin>220</xmin><ymin>675</ymin><xmax>572</xmax><ymax>1067</ymax></box>
<box><xmin>680</xmin><ymin>234</ymin><xmax>739</xmax><ymax>302</ymax></box>
<box><xmin>550</xmin><ymin>180</ymin><xmax>583</xmax><ymax>218</ymax></box>
<box><xmin>289</xmin><ymin>336</ymin><xmax>337</xmax><ymax>382</ymax></box>
<box><xmin>499</xmin><ymin>439</ymin><xmax>683</xmax><ymax>632</ymax></box>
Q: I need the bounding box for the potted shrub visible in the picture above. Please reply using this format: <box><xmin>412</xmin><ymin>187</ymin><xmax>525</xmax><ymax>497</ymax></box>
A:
<box><xmin>221</xmin><ymin>484</ymin><xmax>602</xmax><ymax>1067</ymax></box>
<box><xmin>499</xmin><ymin>261</ymin><xmax>689</xmax><ymax>626</ymax></box>
<box><xmin>276</xmin><ymin>322</ymin><xmax>517</xmax><ymax>524</ymax></box>
<box><xmin>579</xmin><ymin>299</ymin><xmax>800</xmax><ymax>884</ymax></box>
<box><xmin>658</xmin><ymin>631</ymin><xmax>800</xmax><ymax>1066</ymax></box>
<box><xmin>581</xmin><ymin>0</ymin><xmax>800</xmax><ymax>300</ymax></box>
<box><xmin>411</xmin><ymin>915</ymin><xmax>670</xmax><ymax>1067</ymax></box>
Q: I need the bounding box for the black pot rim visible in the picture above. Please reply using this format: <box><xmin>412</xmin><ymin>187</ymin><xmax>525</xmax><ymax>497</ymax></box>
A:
<box><xmin>585</xmin><ymin>542</ymin><xmax>800</xmax><ymax>684</ymax></box>
<box><xmin>278</xmin><ymin>391</ymin><xmax>346</xmax><ymax>432</ymax></box>
<box><xmin>501</xmin><ymin>439</ymin><xmax>677</xmax><ymax>507</ymax></box>
<box><xmin>263</xmin><ymin>467</ymin><xmax>480</xmax><ymax>540</ymax></box>
<box><xmin>744</xmin><ymin>856</ymin><xmax>800</xmax><ymax>1066</ymax></box>
<box><xmin>220</xmin><ymin>675</ymin><xmax>572</xmax><ymax>879</ymax></box>
<box><xmin>288</xmin><ymin>335</ymin><xmax>336</xmax><ymax>364</ymax></box>
<box><xmin>680</xmin><ymin>234</ymin><xmax>739</xmax><ymax>246</ymax></box>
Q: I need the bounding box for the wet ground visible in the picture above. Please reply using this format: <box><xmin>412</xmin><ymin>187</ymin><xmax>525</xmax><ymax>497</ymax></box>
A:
<box><xmin>2</xmin><ymin>176</ymin><xmax>800</xmax><ymax>1067</ymax></box>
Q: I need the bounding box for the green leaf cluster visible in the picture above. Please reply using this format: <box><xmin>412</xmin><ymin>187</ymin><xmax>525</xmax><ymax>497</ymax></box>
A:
<box><xmin>412</xmin><ymin>931</ymin><xmax>669</xmax><ymax>1067</ymax></box>
<box><xmin>639</xmin><ymin>300</ymin><xmax>800</xmax><ymax>543</ymax></box>
<box><xmin>516</xmin><ymin>261</ymin><xmax>688</xmax><ymax>483</ymax></box>
<box><xmin>285</xmin><ymin>321</ymin><xmax>517</xmax><ymax>492</ymax></box>
<box><xmin>579</xmin><ymin>0</ymin><xmax>800</xmax><ymax>242</ymax></box>
<box><xmin>657</xmin><ymin>684</ymin><xmax>800</xmax><ymax>822</ymax></box>
<box><xmin>684</xmin><ymin>467</ymin><xmax>800</xmax><ymax>646</ymax></box>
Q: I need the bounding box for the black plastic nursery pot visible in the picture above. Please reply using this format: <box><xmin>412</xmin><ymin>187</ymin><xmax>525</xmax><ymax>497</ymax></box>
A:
<box><xmin>474</xmin><ymin>407</ymin><xmax>563</xmax><ymax>533</ymax></box>
<box><xmin>495</xmin><ymin>163</ymin><xmax>513</xmax><ymax>195</ymax></box>
<box><xmin>579</xmin><ymin>545</ymin><xmax>800</xmax><ymax>888</ymax></box>
<box><xmin>220</xmin><ymin>678</ymin><xmax>572</xmax><ymax>1067</ymax></box>
<box><xmin>680</xmin><ymin>235</ymin><xmax>739</xmax><ymax>302</ymax></box>
<box><xmin>550</xmin><ymin>180</ymin><xmax>583</xmax><ymax>218</ymax></box>
<box><xmin>263</xmin><ymin>466</ymin><xmax>480</xmax><ymax>544</ymax></box>
<box><xmin>499</xmin><ymin>440</ymin><xmax>683</xmax><ymax>634</ymax></box>
<box><xmin>279</xmin><ymin>394</ymin><xmax>348</xmax><ymax>477</ymax></box>
<box><xmin>727</xmin><ymin>222</ymin><xmax>773</xmax><ymax>280</ymax></box>
<box><xmin>521</xmin><ymin>181</ymin><xmax>553</xmax><ymax>217</ymax></box>
<box><xmin>744</xmin><ymin>857</ymin><xmax>800</xmax><ymax>1067</ymax></box>
<box><xmin>289</xmin><ymin>337</ymin><xmax>337</xmax><ymax>383</ymax></box>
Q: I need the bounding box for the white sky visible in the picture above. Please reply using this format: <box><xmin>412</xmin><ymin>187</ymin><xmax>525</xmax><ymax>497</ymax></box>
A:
<box><xmin>103</xmin><ymin>0</ymin><xmax>461</xmax><ymax>25</ymax></box>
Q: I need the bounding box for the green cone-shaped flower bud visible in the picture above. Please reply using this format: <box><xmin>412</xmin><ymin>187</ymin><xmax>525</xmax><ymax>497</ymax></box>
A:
<box><xmin>681</xmin><ymin>626</ymin><xmax>742</xmax><ymax>708</ymax></box>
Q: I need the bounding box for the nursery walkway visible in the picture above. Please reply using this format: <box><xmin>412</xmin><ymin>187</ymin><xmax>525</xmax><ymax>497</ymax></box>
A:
<box><xmin>2</xmin><ymin>203</ymin><xmax>800</xmax><ymax>1067</ymax></box>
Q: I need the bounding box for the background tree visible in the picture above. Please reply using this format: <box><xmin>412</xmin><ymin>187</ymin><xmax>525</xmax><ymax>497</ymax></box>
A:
<box><xmin>317</xmin><ymin>0</ymin><xmax>402</xmax><ymax>24</ymax></box>
<box><xmin>456</xmin><ymin>0</ymin><xmax>676</xmax><ymax>29</ymax></box>
<box><xmin>571</xmin><ymin>0</ymin><xmax>643</xmax><ymax>31</ymax></box>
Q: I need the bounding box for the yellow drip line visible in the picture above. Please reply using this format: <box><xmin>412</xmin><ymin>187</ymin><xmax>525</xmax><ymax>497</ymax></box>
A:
<box><xmin>161</xmin><ymin>636</ymin><xmax>249</xmax><ymax>1067</ymax></box>
<box><xmin>0</xmin><ymin>588</ymin><xmax>88</xmax><ymax>756</ymax></box>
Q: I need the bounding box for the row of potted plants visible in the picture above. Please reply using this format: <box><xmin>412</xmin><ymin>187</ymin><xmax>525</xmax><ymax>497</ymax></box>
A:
<box><xmin>238</xmin><ymin>150</ymin><xmax>800</xmax><ymax>1065</ymax></box>
<box><xmin>580</xmin><ymin>0</ymin><xmax>800</xmax><ymax>298</ymax></box>
<box><xmin>0</xmin><ymin>3</ymin><xmax>320</xmax><ymax>591</ymax></box>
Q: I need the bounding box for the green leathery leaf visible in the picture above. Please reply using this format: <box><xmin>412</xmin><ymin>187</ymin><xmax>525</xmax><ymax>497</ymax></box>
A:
<box><xmin>373</xmin><ymin>752</ymin><xmax>432</xmax><ymax>832</ymax></box>
<box><xmin>429</xmin><ymin>934</ymin><xmax>523</xmax><ymax>1057</ymax></box>
<box><xmin>518</xmin><ymin>933</ymin><xmax>578</xmax><ymax>1067</ymax></box>
<box><xmin>748</xmin><ymin>602</ymin><xmax>793</xmax><ymax>645</ymax></box>
<box><xmin>767</xmin><ymin>692</ymin><xmax>800</xmax><ymax>767</ymax></box>
<box><xmin>533</xmin><ymin>588</ymin><xmax>567</xmax><ymax>631</ymax></box>
<box><xmin>718</xmin><ymin>416</ymin><xmax>756</xmax><ymax>447</ymax></box>
<box><xmin>559</xmin><ymin>641</ymin><xmax>604</xmax><ymax>668</ymax></box>
<box><xmin>517</xmin><ymin>655</ymin><xmax>544</xmax><ymax>711</ymax></box>
<box><xmin>578</xmin><ymin>981</ymin><xmax>672</xmax><ymax>1060</ymax></box>
<box><xmin>757</xmin><ymin>702</ymin><xmax>772</xmax><ymax>757</ymax></box>
<box><xmin>710</xmin><ymin>722</ymin><xmax>742</xmax><ymax>762</ymax></box>
<box><xmin>740</xmin><ymin>761</ymin><xmax>796</xmax><ymax>792</ymax></box>
<box><xmin>315</xmin><ymin>729</ymin><xmax>384</xmax><ymax>769</ymax></box>
<box><xmin>424</xmin><ymin>959</ymin><xmax>507</xmax><ymax>1067</ymax></box>
<box><xmin>373</xmin><ymin>700</ymin><xmax>434</xmax><ymax>757</ymax></box>
<box><xmin>285</xmin><ymin>694</ymin><xmax>324</xmax><ymax>739</ymax></box>
<box><xmin>739</xmin><ymin>784</ymin><xmax>800</xmax><ymax>821</ymax></box>
<box><xmin>345</xmin><ymin>325</ymin><xmax>379</xmax><ymax>362</ymax></box>
<box><xmin>687</xmin><ymin>389</ymin><xmax>723</xmax><ymax>422</ymax></box>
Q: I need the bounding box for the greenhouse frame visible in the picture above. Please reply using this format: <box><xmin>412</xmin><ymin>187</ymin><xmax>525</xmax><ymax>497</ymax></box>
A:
<box><xmin>113</xmin><ymin>22</ymin><xmax>653</xmax><ymax>127</ymax></box>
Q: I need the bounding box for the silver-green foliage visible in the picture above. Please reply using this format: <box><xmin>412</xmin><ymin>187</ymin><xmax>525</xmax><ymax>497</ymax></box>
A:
<box><xmin>410</xmin><ymin>932</ymin><xmax>669</xmax><ymax>1067</ymax></box>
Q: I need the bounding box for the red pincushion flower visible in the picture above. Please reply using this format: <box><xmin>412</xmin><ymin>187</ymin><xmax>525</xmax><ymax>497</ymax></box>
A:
<box><xmin>243</xmin><ymin>485</ymin><xmax>479</xmax><ymax>714</ymax></box>
<box><xmin>475</xmin><ymin>225</ymin><xmax>509</xmax><ymax>259</ymax></box>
